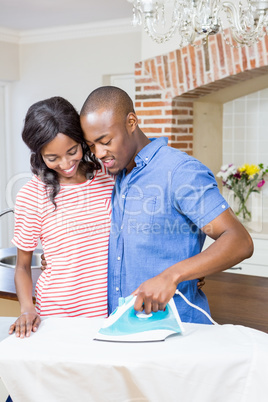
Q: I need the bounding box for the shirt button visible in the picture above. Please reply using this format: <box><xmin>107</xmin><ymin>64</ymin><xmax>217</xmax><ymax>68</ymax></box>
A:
<box><xmin>145</xmin><ymin>157</ymin><xmax>148</xmax><ymax>161</ymax></box>
<box><xmin>122</xmin><ymin>194</ymin><xmax>125</xmax><ymax>199</ymax></box>
<box><xmin>120</xmin><ymin>225</ymin><xmax>123</xmax><ymax>230</ymax></box>
<box><xmin>117</xmin><ymin>256</ymin><xmax>121</xmax><ymax>261</ymax></box>
<box><xmin>116</xmin><ymin>287</ymin><xmax>119</xmax><ymax>291</ymax></box>
<box><xmin>222</xmin><ymin>204</ymin><xmax>226</xmax><ymax>209</ymax></box>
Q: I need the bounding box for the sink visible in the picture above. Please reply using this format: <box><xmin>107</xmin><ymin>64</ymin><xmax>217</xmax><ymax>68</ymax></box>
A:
<box><xmin>0</xmin><ymin>247</ymin><xmax>43</xmax><ymax>269</ymax></box>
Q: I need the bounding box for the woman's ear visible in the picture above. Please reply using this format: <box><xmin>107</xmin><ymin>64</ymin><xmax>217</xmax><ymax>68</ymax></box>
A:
<box><xmin>127</xmin><ymin>112</ymin><xmax>138</xmax><ymax>132</ymax></box>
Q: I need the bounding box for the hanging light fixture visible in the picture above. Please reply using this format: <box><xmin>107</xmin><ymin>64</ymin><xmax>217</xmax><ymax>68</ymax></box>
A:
<box><xmin>127</xmin><ymin>0</ymin><xmax>268</xmax><ymax>47</ymax></box>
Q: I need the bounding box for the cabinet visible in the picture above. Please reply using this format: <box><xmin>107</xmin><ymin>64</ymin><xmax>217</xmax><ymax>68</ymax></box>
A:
<box><xmin>0</xmin><ymin>298</ymin><xmax>20</xmax><ymax>317</ymax></box>
<box><xmin>203</xmin><ymin>225</ymin><xmax>268</xmax><ymax>278</ymax></box>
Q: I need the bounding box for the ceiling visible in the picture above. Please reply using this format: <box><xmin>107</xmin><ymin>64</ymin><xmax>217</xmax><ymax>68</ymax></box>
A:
<box><xmin>0</xmin><ymin>0</ymin><xmax>133</xmax><ymax>31</ymax></box>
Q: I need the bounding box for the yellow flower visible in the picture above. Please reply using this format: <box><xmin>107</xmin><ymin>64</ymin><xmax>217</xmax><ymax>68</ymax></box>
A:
<box><xmin>239</xmin><ymin>164</ymin><xmax>260</xmax><ymax>178</ymax></box>
<box><xmin>238</xmin><ymin>164</ymin><xmax>247</xmax><ymax>172</ymax></box>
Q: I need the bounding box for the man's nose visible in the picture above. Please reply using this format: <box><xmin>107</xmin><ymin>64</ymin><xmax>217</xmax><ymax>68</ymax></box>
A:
<box><xmin>93</xmin><ymin>144</ymin><xmax>106</xmax><ymax>159</ymax></box>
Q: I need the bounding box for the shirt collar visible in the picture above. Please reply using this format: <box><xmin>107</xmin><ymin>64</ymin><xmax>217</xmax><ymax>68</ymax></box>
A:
<box><xmin>135</xmin><ymin>137</ymin><xmax>168</xmax><ymax>166</ymax></box>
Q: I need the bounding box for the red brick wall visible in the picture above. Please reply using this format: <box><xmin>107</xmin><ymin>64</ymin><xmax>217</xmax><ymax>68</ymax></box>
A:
<box><xmin>134</xmin><ymin>29</ymin><xmax>268</xmax><ymax>154</ymax></box>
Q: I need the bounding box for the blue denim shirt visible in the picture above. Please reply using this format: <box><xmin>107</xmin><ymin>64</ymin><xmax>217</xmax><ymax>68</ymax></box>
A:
<box><xmin>108</xmin><ymin>137</ymin><xmax>229</xmax><ymax>323</ymax></box>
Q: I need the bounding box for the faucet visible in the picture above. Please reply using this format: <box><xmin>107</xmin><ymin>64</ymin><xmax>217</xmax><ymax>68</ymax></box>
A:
<box><xmin>0</xmin><ymin>208</ymin><xmax>14</xmax><ymax>218</ymax></box>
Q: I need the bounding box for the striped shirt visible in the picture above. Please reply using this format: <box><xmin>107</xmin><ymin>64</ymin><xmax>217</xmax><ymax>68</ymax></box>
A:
<box><xmin>12</xmin><ymin>166</ymin><xmax>115</xmax><ymax>318</ymax></box>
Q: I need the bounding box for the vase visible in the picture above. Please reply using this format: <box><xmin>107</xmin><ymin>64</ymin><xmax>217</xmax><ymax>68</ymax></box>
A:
<box><xmin>224</xmin><ymin>189</ymin><xmax>252</xmax><ymax>224</ymax></box>
<box><xmin>224</xmin><ymin>189</ymin><xmax>263</xmax><ymax>231</ymax></box>
<box><xmin>235</xmin><ymin>197</ymin><xmax>251</xmax><ymax>223</ymax></box>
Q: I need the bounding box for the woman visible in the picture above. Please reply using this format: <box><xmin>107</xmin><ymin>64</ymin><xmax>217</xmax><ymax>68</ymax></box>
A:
<box><xmin>9</xmin><ymin>96</ymin><xmax>115</xmax><ymax>338</ymax></box>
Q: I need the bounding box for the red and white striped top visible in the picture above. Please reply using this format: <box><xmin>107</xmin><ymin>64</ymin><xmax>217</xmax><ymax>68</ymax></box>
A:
<box><xmin>12</xmin><ymin>166</ymin><xmax>115</xmax><ymax>318</ymax></box>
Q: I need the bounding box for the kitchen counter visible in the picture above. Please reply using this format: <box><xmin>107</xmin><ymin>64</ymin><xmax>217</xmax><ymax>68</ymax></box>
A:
<box><xmin>205</xmin><ymin>271</ymin><xmax>268</xmax><ymax>333</ymax></box>
<box><xmin>248</xmin><ymin>222</ymin><xmax>268</xmax><ymax>240</ymax></box>
<box><xmin>0</xmin><ymin>265</ymin><xmax>41</xmax><ymax>300</ymax></box>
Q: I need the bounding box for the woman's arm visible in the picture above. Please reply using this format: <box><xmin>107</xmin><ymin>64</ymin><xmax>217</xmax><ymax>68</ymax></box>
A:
<box><xmin>9</xmin><ymin>248</ymin><xmax>41</xmax><ymax>338</ymax></box>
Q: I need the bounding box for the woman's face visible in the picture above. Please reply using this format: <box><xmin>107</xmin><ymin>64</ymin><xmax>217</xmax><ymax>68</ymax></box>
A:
<box><xmin>41</xmin><ymin>133</ymin><xmax>83</xmax><ymax>183</ymax></box>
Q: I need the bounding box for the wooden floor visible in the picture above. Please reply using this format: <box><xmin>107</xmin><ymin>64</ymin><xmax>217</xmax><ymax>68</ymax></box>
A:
<box><xmin>205</xmin><ymin>272</ymin><xmax>268</xmax><ymax>333</ymax></box>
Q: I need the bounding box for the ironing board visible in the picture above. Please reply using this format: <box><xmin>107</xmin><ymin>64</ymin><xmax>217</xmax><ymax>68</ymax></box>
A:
<box><xmin>0</xmin><ymin>317</ymin><xmax>267</xmax><ymax>402</ymax></box>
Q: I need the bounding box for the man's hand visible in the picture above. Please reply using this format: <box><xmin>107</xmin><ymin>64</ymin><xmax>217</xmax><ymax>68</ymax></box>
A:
<box><xmin>9</xmin><ymin>311</ymin><xmax>41</xmax><ymax>338</ymax></box>
<box><xmin>41</xmin><ymin>253</ymin><xmax>47</xmax><ymax>271</ymax></box>
<box><xmin>132</xmin><ymin>272</ymin><xmax>178</xmax><ymax>314</ymax></box>
<box><xmin>133</xmin><ymin>273</ymin><xmax>205</xmax><ymax>314</ymax></box>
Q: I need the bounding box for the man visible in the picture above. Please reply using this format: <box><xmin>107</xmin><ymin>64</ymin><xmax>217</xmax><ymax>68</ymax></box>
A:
<box><xmin>80</xmin><ymin>85</ymin><xmax>253</xmax><ymax>323</ymax></box>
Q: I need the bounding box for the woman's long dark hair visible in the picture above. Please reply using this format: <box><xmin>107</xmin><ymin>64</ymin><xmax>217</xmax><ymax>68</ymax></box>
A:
<box><xmin>22</xmin><ymin>96</ymin><xmax>101</xmax><ymax>207</ymax></box>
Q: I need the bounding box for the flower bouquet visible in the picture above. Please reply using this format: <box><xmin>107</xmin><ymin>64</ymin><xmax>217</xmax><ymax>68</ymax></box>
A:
<box><xmin>217</xmin><ymin>163</ymin><xmax>268</xmax><ymax>221</ymax></box>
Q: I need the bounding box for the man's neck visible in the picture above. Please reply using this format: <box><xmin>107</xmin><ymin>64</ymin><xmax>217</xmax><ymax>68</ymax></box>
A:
<box><xmin>125</xmin><ymin>131</ymin><xmax>151</xmax><ymax>175</ymax></box>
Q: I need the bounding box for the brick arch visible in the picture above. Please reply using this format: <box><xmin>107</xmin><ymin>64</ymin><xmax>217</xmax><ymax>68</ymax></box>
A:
<box><xmin>134</xmin><ymin>28</ymin><xmax>268</xmax><ymax>154</ymax></box>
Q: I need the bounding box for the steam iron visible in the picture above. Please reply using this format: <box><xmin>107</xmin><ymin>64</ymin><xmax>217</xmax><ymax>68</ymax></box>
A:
<box><xmin>94</xmin><ymin>295</ymin><xmax>184</xmax><ymax>342</ymax></box>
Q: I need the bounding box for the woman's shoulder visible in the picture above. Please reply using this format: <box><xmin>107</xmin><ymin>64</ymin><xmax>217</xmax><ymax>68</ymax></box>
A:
<box><xmin>94</xmin><ymin>163</ymin><xmax>115</xmax><ymax>184</ymax></box>
<box><xmin>17</xmin><ymin>175</ymin><xmax>46</xmax><ymax>199</ymax></box>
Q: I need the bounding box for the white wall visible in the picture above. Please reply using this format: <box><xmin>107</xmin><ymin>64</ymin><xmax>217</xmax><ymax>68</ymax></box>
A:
<box><xmin>0</xmin><ymin>40</ymin><xmax>19</xmax><ymax>81</ymax></box>
<box><xmin>0</xmin><ymin>84</ymin><xmax>6</xmax><ymax>246</ymax></box>
<box><xmin>0</xmin><ymin>82</ymin><xmax>14</xmax><ymax>248</ymax></box>
<box><xmin>0</xmin><ymin>27</ymin><xmax>141</xmax><ymax>247</ymax></box>
<box><xmin>222</xmin><ymin>88</ymin><xmax>268</xmax><ymax>224</ymax></box>
<box><xmin>7</xmin><ymin>30</ymin><xmax>141</xmax><ymax>196</ymax></box>
<box><xmin>141</xmin><ymin>28</ymin><xmax>179</xmax><ymax>60</ymax></box>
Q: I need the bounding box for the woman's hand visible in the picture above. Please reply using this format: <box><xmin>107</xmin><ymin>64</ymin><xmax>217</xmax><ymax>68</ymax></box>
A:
<box><xmin>197</xmin><ymin>277</ymin><xmax>205</xmax><ymax>290</ymax></box>
<box><xmin>9</xmin><ymin>311</ymin><xmax>41</xmax><ymax>338</ymax></box>
<box><xmin>41</xmin><ymin>253</ymin><xmax>47</xmax><ymax>271</ymax></box>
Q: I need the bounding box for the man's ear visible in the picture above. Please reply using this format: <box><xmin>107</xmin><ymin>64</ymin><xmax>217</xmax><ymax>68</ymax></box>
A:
<box><xmin>127</xmin><ymin>112</ymin><xmax>138</xmax><ymax>132</ymax></box>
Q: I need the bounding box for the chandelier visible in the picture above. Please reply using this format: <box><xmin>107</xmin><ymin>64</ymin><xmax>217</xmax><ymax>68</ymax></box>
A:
<box><xmin>127</xmin><ymin>0</ymin><xmax>268</xmax><ymax>47</ymax></box>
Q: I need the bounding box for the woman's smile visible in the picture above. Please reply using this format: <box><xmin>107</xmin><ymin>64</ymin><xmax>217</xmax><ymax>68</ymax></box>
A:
<box><xmin>61</xmin><ymin>163</ymin><xmax>77</xmax><ymax>174</ymax></box>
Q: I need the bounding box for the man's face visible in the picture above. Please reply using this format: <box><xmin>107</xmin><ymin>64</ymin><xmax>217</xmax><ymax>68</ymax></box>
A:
<box><xmin>80</xmin><ymin>108</ymin><xmax>137</xmax><ymax>175</ymax></box>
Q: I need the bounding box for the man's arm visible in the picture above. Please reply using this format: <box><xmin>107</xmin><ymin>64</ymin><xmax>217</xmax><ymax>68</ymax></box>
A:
<box><xmin>133</xmin><ymin>208</ymin><xmax>253</xmax><ymax>314</ymax></box>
